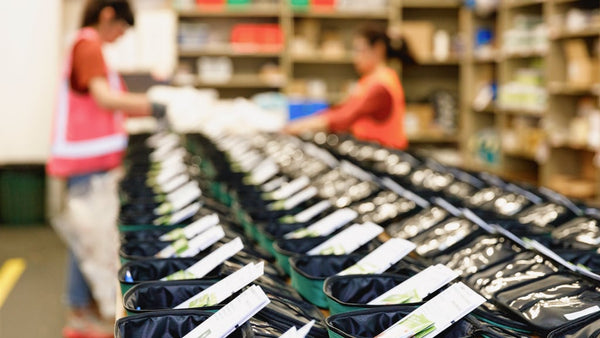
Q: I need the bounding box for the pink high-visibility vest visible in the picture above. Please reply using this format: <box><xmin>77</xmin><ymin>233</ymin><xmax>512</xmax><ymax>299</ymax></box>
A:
<box><xmin>47</xmin><ymin>28</ymin><xmax>127</xmax><ymax>177</ymax></box>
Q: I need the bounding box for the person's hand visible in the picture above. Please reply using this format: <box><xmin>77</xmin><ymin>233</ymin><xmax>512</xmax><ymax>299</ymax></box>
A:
<box><xmin>151</xmin><ymin>103</ymin><xmax>167</xmax><ymax>119</ymax></box>
<box><xmin>283</xmin><ymin>121</ymin><xmax>306</xmax><ymax>135</ymax></box>
<box><xmin>283</xmin><ymin>115</ymin><xmax>328</xmax><ymax>135</ymax></box>
<box><xmin>151</xmin><ymin>102</ymin><xmax>170</xmax><ymax>131</ymax></box>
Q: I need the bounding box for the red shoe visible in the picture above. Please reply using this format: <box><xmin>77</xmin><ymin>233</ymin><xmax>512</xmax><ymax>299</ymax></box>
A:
<box><xmin>63</xmin><ymin>309</ymin><xmax>114</xmax><ymax>338</ymax></box>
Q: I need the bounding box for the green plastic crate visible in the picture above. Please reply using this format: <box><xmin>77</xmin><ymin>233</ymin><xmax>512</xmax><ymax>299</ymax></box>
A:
<box><xmin>290</xmin><ymin>0</ymin><xmax>309</xmax><ymax>10</ymax></box>
<box><xmin>0</xmin><ymin>166</ymin><xmax>45</xmax><ymax>225</ymax></box>
<box><xmin>228</xmin><ymin>0</ymin><xmax>251</xmax><ymax>5</ymax></box>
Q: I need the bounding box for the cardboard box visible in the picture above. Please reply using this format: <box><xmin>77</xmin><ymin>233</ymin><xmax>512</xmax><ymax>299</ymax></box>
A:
<box><xmin>401</xmin><ymin>21</ymin><xmax>435</xmax><ymax>62</ymax></box>
<box><xmin>405</xmin><ymin>103</ymin><xmax>434</xmax><ymax>134</ymax></box>
<box><xmin>563</xmin><ymin>39</ymin><xmax>593</xmax><ymax>86</ymax></box>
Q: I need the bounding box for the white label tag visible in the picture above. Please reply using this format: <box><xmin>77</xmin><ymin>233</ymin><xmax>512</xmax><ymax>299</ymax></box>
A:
<box><xmin>155</xmin><ymin>182</ymin><xmax>202</xmax><ymax>215</ymax></box>
<box><xmin>340</xmin><ymin>161</ymin><xmax>373</xmax><ymax>182</ymax></box>
<box><xmin>262</xmin><ymin>177</ymin><xmax>287</xmax><ymax>193</ymax></box>
<box><xmin>238</xmin><ymin>152</ymin><xmax>263</xmax><ymax>172</ymax></box>
<box><xmin>270</xmin><ymin>176</ymin><xmax>311</xmax><ymax>200</ymax></box>
<box><xmin>155</xmin><ymin>225</ymin><xmax>224</xmax><ymax>258</ymax></box>
<box><xmin>248</xmin><ymin>159</ymin><xmax>279</xmax><ymax>185</ymax></box>
<box><xmin>176</xmin><ymin>226</ymin><xmax>225</xmax><ymax>258</ymax></box>
<box><xmin>294</xmin><ymin>200</ymin><xmax>332</xmax><ymax>224</ymax></box>
<box><xmin>150</xmin><ymin>137</ymin><xmax>181</xmax><ymax>161</ymax></box>
<box><xmin>166</xmin><ymin>181</ymin><xmax>200</xmax><ymax>205</ymax></box>
<box><xmin>162</xmin><ymin>202</ymin><xmax>201</xmax><ymax>226</ymax></box>
<box><xmin>285</xmin><ymin>208</ymin><xmax>358</xmax><ymax>239</ymax></box>
<box><xmin>151</xmin><ymin>152</ymin><xmax>186</xmax><ymax>176</ymax></box>
<box><xmin>376</xmin><ymin>282</ymin><xmax>486</xmax><ymax>338</ymax></box>
<box><xmin>381</xmin><ymin>177</ymin><xmax>430</xmax><ymax>209</ymax></box>
<box><xmin>160</xmin><ymin>174</ymin><xmax>190</xmax><ymax>194</ymax></box>
<box><xmin>307</xmin><ymin>222</ymin><xmax>384</xmax><ymax>256</ymax></box>
<box><xmin>368</xmin><ymin>264</ymin><xmax>459</xmax><ymax>305</ymax></box>
<box><xmin>282</xmin><ymin>187</ymin><xmax>318</xmax><ymax>210</ymax></box>
<box><xmin>279</xmin><ymin>320</ymin><xmax>316</xmax><ymax>338</ymax></box>
<box><xmin>146</xmin><ymin>131</ymin><xmax>170</xmax><ymax>147</ymax></box>
<box><xmin>175</xmin><ymin>262</ymin><xmax>264</xmax><ymax>309</ymax></box>
<box><xmin>564</xmin><ymin>305</ymin><xmax>600</xmax><ymax>321</ymax></box>
<box><xmin>160</xmin><ymin>214</ymin><xmax>220</xmax><ymax>241</ymax></box>
<box><xmin>182</xmin><ymin>285</ymin><xmax>270</xmax><ymax>338</ymax></box>
<box><xmin>338</xmin><ymin>238</ymin><xmax>416</xmax><ymax>276</ymax></box>
<box><xmin>304</xmin><ymin>142</ymin><xmax>338</xmax><ymax>168</ymax></box>
<box><xmin>162</xmin><ymin>238</ymin><xmax>244</xmax><ymax>281</ymax></box>
<box><xmin>154</xmin><ymin>162</ymin><xmax>187</xmax><ymax>187</ymax></box>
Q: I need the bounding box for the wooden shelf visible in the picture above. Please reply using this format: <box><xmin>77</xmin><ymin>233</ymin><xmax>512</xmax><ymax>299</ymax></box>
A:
<box><xmin>292</xmin><ymin>10</ymin><xmax>388</xmax><ymax>20</ymax></box>
<box><xmin>473</xmin><ymin>106</ymin><xmax>498</xmax><ymax>114</ymax></box>
<box><xmin>548</xmin><ymin>82</ymin><xmax>599</xmax><ymax>96</ymax></box>
<box><xmin>402</xmin><ymin>0</ymin><xmax>461</xmax><ymax>8</ymax></box>
<box><xmin>502</xmin><ymin>0</ymin><xmax>545</xmax><ymax>9</ymax></box>
<box><xmin>551</xmin><ymin>142</ymin><xmax>599</xmax><ymax>152</ymax></box>
<box><xmin>177</xmin><ymin>6</ymin><xmax>280</xmax><ymax>18</ymax></box>
<box><xmin>179</xmin><ymin>47</ymin><xmax>282</xmax><ymax>58</ymax></box>
<box><xmin>503</xmin><ymin>149</ymin><xmax>538</xmax><ymax>161</ymax></box>
<box><xmin>415</xmin><ymin>58</ymin><xmax>461</xmax><ymax>66</ymax></box>
<box><xmin>463</xmin><ymin>163</ymin><xmax>538</xmax><ymax>184</ymax></box>
<box><xmin>408</xmin><ymin>133</ymin><xmax>459</xmax><ymax>143</ymax></box>
<box><xmin>502</xmin><ymin>50</ymin><xmax>547</xmax><ymax>59</ymax></box>
<box><xmin>473</xmin><ymin>54</ymin><xmax>500</xmax><ymax>64</ymax></box>
<box><xmin>497</xmin><ymin>107</ymin><xmax>546</xmax><ymax>117</ymax></box>
<box><xmin>292</xmin><ymin>55</ymin><xmax>354</xmax><ymax>64</ymax></box>
<box><xmin>550</xmin><ymin>27</ymin><xmax>600</xmax><ymax>40</ymax></box>
<box><xmin>194</xmin><ymin>75</ymin><xmax>284</xmax><ymax>89</ymax></box>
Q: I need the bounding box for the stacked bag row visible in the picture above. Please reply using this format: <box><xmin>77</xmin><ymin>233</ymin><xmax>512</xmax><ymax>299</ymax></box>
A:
<box><xmin>115</xmin><ymin>132</ymin><xmax>327</xmax><ymax>338</ymax></box>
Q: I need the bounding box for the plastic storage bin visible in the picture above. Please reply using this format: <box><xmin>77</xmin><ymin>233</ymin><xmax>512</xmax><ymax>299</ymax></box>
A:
<box><xmin>0</xmin><ymin>165</ymin><xmax>45</xmax><ymax>225</ymax></box>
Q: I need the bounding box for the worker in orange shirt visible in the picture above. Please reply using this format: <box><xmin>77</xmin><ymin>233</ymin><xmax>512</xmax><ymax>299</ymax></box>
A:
<box><xmin>285</xmin><ymin>25</ymin><xmax>412</xmax><ymax>149</ymax></box>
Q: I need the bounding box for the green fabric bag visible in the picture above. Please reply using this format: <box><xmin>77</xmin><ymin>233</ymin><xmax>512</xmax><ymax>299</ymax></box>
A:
<box><xmin>323</xmin><ymin>274</ymin><xmax>413</xmax><ymax>315</ymax></box>
<box><xmin>122</xmin><ymin>280</ymin><xmax>222</xmax><ymax>316</ymax></box>
<box><xmin>117</xmin><ymin>257</ymin><xmax>226</xmax><ymax>296</ymax></box>
<box><xmin>289</xmin><ymin>254</ymin><xmax>363</xmax><ymax>309</ymax></box>
<box><xmin>272</xmin><ymin>236</ymin><xmax>332</xmax><ymax>275</ymax></box>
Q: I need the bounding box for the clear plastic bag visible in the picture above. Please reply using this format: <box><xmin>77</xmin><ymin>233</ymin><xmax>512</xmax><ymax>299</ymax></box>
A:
<box><xmin>51</xmin><ymin>170</ymin><xmax>122</xmax><ymax>319</ymax></box>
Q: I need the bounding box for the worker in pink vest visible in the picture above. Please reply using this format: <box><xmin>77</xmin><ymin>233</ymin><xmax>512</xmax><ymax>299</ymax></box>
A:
<box><xmin>47</xmin><ymin>1</ymin><xmax>165</xmax><ymax>337</ymax></box>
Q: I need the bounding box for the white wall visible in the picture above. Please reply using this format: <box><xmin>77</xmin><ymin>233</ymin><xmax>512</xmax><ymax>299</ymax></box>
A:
<box><xmin>0</xmin><ymin>1</ymin><xmax>62</xmax><ymax>164</ymax></box>
<box><xmin>64</xmin><ymin>0</ymin><xmax>176</xmax><ymax>78</ymax></box>
<box><xmin>0</xmin><ymin>0</ymin><xmax>176</xmax><ymax>165</ymax></box>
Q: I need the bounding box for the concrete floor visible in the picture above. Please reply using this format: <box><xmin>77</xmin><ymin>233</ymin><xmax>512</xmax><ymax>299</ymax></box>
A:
<box><xmin>0</xmin><ymin>225</ymin><xmax>67</xmax><ymax>338</ymax></box>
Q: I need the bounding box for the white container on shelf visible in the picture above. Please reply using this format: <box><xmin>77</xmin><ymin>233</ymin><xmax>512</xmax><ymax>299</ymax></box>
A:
<box><xmin>197</xmin><ymin>57</ymin><xmax>233</xmax><ymax>84</ymax></box>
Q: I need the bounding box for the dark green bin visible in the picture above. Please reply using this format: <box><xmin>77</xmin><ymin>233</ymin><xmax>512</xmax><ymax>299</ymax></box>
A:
<box><xmin>323</xmin><ymin>274</ymin><xmax>417</xmax><ymax>315</ymax></box>
<box><xmin>289</xmin><ymin>254</ymin><xmax>363</xmax><ymax>309</ymax></box>
<box><xmin>0</xmin><ymin>166</ymin><xmax>45</xmax><ymax>224</ymax></box>
<box><xmin>122</xmin><ymin>280</ymin><xmax>222</xmax><ymax>316</ymax></box>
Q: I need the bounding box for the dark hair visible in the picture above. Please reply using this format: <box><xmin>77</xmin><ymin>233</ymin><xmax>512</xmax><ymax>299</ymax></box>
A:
<box><xmin>357</xmin><ymin>25</ymin><xmax>415</xmax><ymax>65</ymax></box>
<box><xmin>81</xmin><ymin>0</ymin><xmax>135</xmax><ymax>28</ymax></box>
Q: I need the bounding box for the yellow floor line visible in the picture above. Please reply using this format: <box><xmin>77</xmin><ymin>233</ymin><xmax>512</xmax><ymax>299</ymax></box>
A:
<box><xmin>0</xmin><ymin>258</ymin><xmax>26</xmax><ymax>309</ymax></box>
